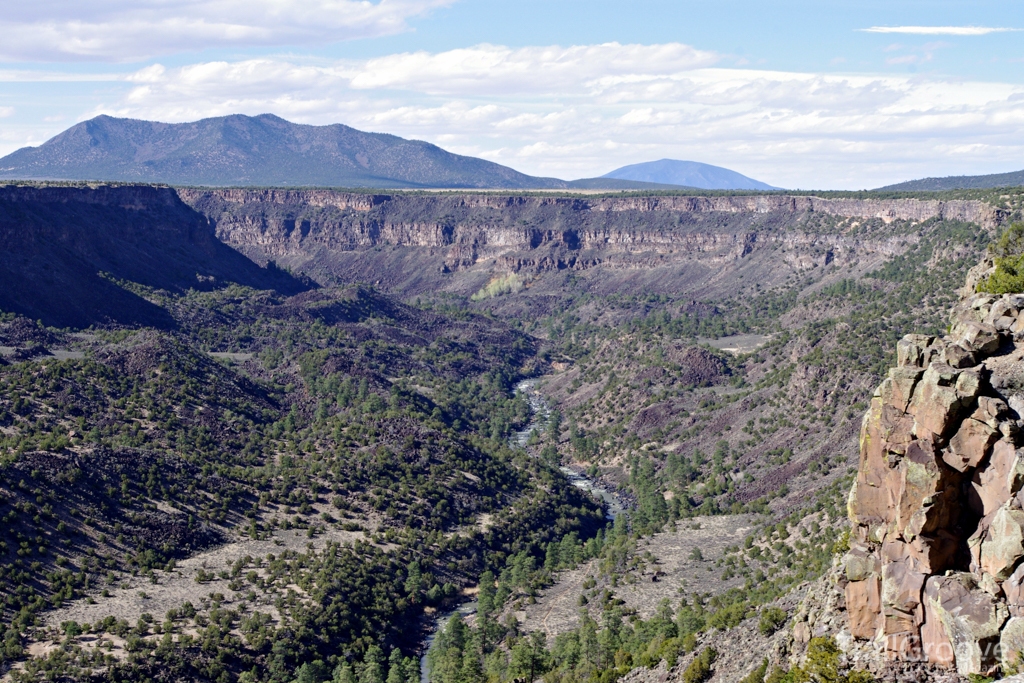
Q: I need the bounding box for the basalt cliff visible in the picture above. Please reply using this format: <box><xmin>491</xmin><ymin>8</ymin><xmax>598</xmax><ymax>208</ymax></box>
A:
<box><xmin>179</xmin><ymin>188</ymin><xmax>1003</xmax><ymax>305</ymax></box>
<box><xmin>800</xmin><ymin>259</ymin><xmax>1024</xmax><ymax>676</ymax></box>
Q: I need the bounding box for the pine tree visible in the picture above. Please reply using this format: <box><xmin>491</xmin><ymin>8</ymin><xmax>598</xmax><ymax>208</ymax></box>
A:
<box><xmin>361</xmin><ymin>646</ymin><xmax>385</xmax><ymax>683</ymax></box>
<box><xmin>387</xmin><ymin>650</ymin><xmax>405</xmax><ymax>683</ymax></box>
<box><xmin>333</xmin><ymin>663</ymin><xmax>356</xmax><ymax>683</ymax></box>
<box><xmin>403</xmin><ymin>656</ymin><xmax>421</xmax><ymax>683</ymax></box>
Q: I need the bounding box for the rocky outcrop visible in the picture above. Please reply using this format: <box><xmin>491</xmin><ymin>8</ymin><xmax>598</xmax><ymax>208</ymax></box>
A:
<box><xmin>842</xmin><ymin>264</ymin><xmax>1024</xmax><ymax>676</ymax></box>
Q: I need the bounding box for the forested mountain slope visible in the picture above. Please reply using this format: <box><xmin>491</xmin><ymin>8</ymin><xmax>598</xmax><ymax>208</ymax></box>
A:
<box><xmin>0</xmin><ymin>115</ymin><xmax>567</xmax><ymax>189</ymax></box>
<box><xmin>0</xmin><ymin>185</ymin><xmax>310</xmax><ymax>328</ymax></box>
<box><xmin>0</xmin><ymin>116</ymin><xmax>678</xmax><ymax>191</ymax></box>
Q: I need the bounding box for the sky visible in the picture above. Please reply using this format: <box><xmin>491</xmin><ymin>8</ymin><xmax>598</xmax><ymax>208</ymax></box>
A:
<box><xmin>0</xmin><ymin>0</ymin><xmax>1023</xmax><ymax>189</ymax></box>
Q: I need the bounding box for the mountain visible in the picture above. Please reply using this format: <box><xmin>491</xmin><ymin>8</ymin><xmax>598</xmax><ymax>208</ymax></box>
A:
<box><xmin>877</xmin><ymin>168</ymin><xmax>1024</xmax><ymax>191</ymax></box>
<box><xmin>0</xmin><ymin>114</ymin><xmax>687</xmax><ymax>190</ymax></box>
<box><xmin>0</xmin><ymin>114</ymin><xmax>569</xmax><ymax>189</ymax></box>
<box><xmin>601</xmin><ymin>158</ymin><xmax>780</xmax><ymax>190</ymax></box>
<box><xmin>564</xmin><ymin>177</ymin><xmax>694</xmax><ymax>190</ymax></box>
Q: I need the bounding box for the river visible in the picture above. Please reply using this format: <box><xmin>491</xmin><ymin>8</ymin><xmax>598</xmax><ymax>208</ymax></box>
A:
<box><xmin>511</xmin><ymin>378</ymin><xmax>623</xmax><ymax>520</ymax></box>
<box><xmin>420</xmin><ymin>377</ymin><xmax>624</xmax><ymax>683</ymax></box>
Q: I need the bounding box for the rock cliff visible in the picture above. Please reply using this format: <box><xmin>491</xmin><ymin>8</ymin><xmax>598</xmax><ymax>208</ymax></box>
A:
<box><xmin>178</xmin><ymin>188</ymin><xmax>1004</xmax><ymax>300</ymax></box>
<box><xmin>842</xmin><ymin>258</ymin><xmax>1024</xmax><ymax>676</ymax></box>
<box><xmin>0</xmin><ymin>184</ymin><xmax>310</xmax><ymax>328</ymax></box>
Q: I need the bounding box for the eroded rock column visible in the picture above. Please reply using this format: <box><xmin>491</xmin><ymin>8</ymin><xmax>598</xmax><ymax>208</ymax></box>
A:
<box><xmin>843</xmin><ymin>289</ymin><xmax>1024</xmax><ymax>676</ymax></box>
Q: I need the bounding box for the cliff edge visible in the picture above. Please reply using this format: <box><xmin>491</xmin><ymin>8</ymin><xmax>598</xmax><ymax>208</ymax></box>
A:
<box><xmin>839</xmin><ymin>256</ymin><xmax>1024</xmax><ymax>676</ymax></box>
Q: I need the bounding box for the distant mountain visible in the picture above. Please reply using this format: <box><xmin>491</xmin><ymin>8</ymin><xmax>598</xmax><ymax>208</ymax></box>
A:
<box><xmin>564</xmin><ymin>177</ymin><xmax>696</xmax><ymax>191</ymax></box>
<box><xmin>601</xmin><ymin>159</ymin><xmax>779</xmax><ymax>191</ymax></box>
<box><xmin>0</xmin><ymin>114</ymin><xmax>695</xmax><ymax>191</ymax></box>
<box><xmin>877</xmin><ymin>169</ymin><xmax>1024</xmax><ymax>192</ymax></box>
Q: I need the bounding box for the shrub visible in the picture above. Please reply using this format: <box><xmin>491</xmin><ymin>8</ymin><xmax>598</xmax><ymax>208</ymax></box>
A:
<box><xmin>758</xmin><ymin>606</ymin><xmax>787</xmax><ymax>635</ymax></box>
<box><xmin>980</xmin><ymin>223</ymin><xmax>1024</xmax><ymax>294</ymax></box>
<box><xmin>681</xmin><ymin>647</ymin><xmax>716</xmax><ymax>683</ymax></box>
<box><xmin>740</xmin><ymin>659</ymin><xmax>768</xmax><ymax>683</ymax></box>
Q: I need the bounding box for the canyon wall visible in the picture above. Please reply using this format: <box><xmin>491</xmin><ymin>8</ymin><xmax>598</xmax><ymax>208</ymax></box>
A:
<box><xmin>0</xmin><ymin>184</ymin><xmax>308</xmax><ymax>327</ymax></box>
<box><xmin>178</xmin><ymin>189</ymin><xmax>1004</xmax><ymax>298</ymax></box>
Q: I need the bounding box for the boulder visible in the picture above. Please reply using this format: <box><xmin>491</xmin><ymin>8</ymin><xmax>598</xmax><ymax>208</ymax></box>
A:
<box><xmin>942</xmin><ymin>343</ymin><xmax>977</xmax><ymax>369</ymax></box>
<box><xmin>894</xmin><ymin>440</ymin><xmax>958</xmax><ymax>539</ymax></box>
<box><xmin>945</xmin><ymin>418</ymin><xmax>999</xmax><ymax>472</ymax></box>
<box><xmin>1009</xmin><ymin>394</ymin><xmax>1024</xmax><ymax>419</ymax></box>
<box><xmin>987</xmin><ymin>296</ymin><xmax>1021</xmax><ymax>324</ymax></box>
<box><xmin>924</xmin><ymin>573</ymin><xmax>1008</xmax><ymax>675</ymax></box>
<box><xmin>844</xmin><ymin>544</ymin><xmax>880</xmax><ymax>582</ymax></box>
<box><xmin>898</xmin><ymin>334</ymin><xmax>937</xmax><ymax>368</ymax></box>
<box><xmin>910</xmin><ymin>364</ymin><xmax>968</xmax><ymax>441</ymax></box>
<box><xmin>995</xmin><ymin>316</ymin><xmax>1017</xmax><ymax>332</ymax></box>
<box><xmin>903</xmin><ymin>489</ymin><xmax>960</xmax><ymax>544</ymax></box>
<box><xmin>1004</xmin><ymin>562</ymin><xmax>1024</xmax><ymax>617</ymax></box>
<box><xmin>969</xmin><ymin>441</ymin><xmax>1024</xmax><ymax>519</ymax></box>
<box><xmin>881</xmin><ymin>366</ymin><xmax>924</xmax><ymax>412</ymax></box>
<box><xmin>957</xmin><ymin>321</ymin><xmax>1001</xmax><ymax>355</ymax></box>
<box><xmin>1001</xmin><ymin>617</ymin><xmax>1024</xmax><ymax>673</ymax></box>
<box><xmin>846</xmin><ymin>574</ymin><xmax>882</xmax><ymax>639</ymax></box>
<box><xmin>851</xmin><ymin>399</ymin><xmax>899</xmax><ymax>527</ymax></box>
<box><xmin>956</xmin><ymin>369</ymin><xmax>984</xmax><ymax>407</ymax></box>
<box><xmin>980</xmin><ymin>505</ymin><xmax>1024</xmax><ymax>580</ymax></box>
<box><xmin>882</xmin><ymin>558</ymin><xmax>927</xmax><ymax>647</ymax></box>
<box><xmin>977</xmin><ymin>396</ymin><xmax>1012</xmax><ymax>428</ymax></box>
<box><xmin>906</xmin><ymin>531</ymin><xmax>959</xmax><ymax>575</ymax></box>
<box><xmin>922</xmin><ymin>589</ymin><xmax>956</xmax><ymax>667</ymax></box>
<box><xmin>970</xmin><ymin>293</ymin><xmax>997</xmax><ymax>313</ymax></box>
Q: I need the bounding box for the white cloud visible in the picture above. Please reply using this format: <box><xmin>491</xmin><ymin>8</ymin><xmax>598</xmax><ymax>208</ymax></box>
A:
<box><xmin>8</xmin><ymin>41</ymin><xmax>1024</xmax><ymax>189</ymax></box>
<box><xmin>0</xmin><ymin>107</ymin><xmax>13</xmax><ymax>118</ymax></box>
<box><xmin>861</xmin><ymin>26</ymin><xmax>1020</xmax><ymax>36</ymax></box>
<box><xmin>0</xmin><ymin>0</ymin><xmax>453</xmax><ymax>62</ymax></box>
<box><xmin>348</xmin><ymin>42</ymin><xmax>718</xmax><ymax>94</ymax></box>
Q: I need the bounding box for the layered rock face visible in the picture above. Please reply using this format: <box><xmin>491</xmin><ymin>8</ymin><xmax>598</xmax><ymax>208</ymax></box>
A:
<box><xmin>177</xmin><ymin>189</ymin><xmax>1002</xmax><ymax>297</ymax></box>
<box><xmin>844</xmin><ymin>260</ymin><xmax>1024</xmax><ymax>675</ymax></box>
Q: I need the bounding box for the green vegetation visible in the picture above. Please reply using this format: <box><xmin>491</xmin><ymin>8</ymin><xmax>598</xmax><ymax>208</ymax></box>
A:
<box><xmin>979</xmin><ymin>222</ymin><xmax>1024</xmax><ymax>294</ymax></box>
<box><xmin>0</xmin><ymin>286</ymin><xmax>604</xmax><ymax>682</ymax></box>
<box><xmin>681</xmin><ymin>647</ymin><xmax>716</xmax><ymax>683</ymax></box>
<box><xmin>766</xmin><ymin>637</ymin><xmax>874</xmax><ymax>683</ymax></box>
<box><xmin>518</xmin><ymin>217</ymin><xmax>987</xmax><ymax>527</ymax></box>
<box><xmin>0</xmin><ymin>206</ymin><xmax>987</xmax><ymax>683</ymax></box>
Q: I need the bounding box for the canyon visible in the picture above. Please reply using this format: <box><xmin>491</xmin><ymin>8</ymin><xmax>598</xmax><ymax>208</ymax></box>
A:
<box><xmin>0</xmin><ymin>182</ymin><xmax>1020</xmax><ymax>683</ymax></box>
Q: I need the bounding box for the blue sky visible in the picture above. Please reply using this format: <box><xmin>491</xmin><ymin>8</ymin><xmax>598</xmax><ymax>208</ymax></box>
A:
<box><xmin>1</xmin><ymin>0</ymin><xmax>1022</xmax><ymax>188</ymax></box>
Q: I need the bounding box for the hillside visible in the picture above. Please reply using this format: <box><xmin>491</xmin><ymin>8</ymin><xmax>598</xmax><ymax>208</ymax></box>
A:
<box><xmin>179</xmin><ymin>188</ymin><xmax>1001</xmax><ymax>303</ymax></box>
<box><xmin>0</xmin><ymin>184</ymin><xmax>1021</xmax><ymax>683</ymax></box>
<box><xmin>878</xmin><ymin>168</ymin><xmax>1024</xmax><ymax>192</ymax></box>
<box><xmin>601</xmin><ymin>159</ymin><xmax>779</xmax><ymax>190</ymax></box>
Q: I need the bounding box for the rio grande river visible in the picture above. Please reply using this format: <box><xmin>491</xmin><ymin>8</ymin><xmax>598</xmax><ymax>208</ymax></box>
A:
<box><xmin>420</xmin><ymin>377</ymin><xmax>624</xmax><ymax>682</ymax></box>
